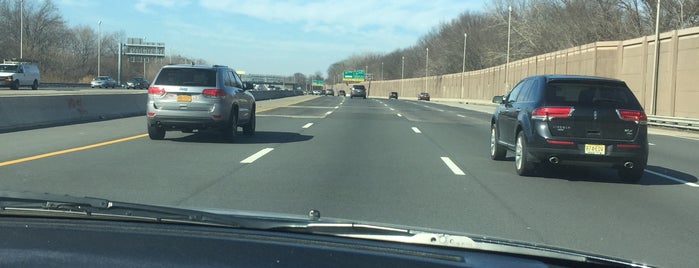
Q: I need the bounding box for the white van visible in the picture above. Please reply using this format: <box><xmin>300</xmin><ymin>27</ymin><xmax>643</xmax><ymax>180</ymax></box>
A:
<box><xmin>0</xmin><ymin>60</ymin><xmax>41</xmax><ymax>90</ymax></box>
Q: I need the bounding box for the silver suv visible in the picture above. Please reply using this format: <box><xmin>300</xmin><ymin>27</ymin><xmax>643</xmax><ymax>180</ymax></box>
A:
<box><xmin>146</xmin><ymin>64</ymin><xmax>256</xmax><ymax>141</ymax></box>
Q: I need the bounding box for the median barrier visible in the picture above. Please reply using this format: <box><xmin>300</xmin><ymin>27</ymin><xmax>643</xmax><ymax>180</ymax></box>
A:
<box><xmin>0</xmin><ymin>90</ymin><xmax>304</xmax><ymax>133</ymax></box>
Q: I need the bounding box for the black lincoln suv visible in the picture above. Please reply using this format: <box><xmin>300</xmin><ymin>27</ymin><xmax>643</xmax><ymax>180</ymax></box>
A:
<box><xmin>490</xmin><ymin>75</ymin><xmax>648</xmax><ymax>182</ymax></box>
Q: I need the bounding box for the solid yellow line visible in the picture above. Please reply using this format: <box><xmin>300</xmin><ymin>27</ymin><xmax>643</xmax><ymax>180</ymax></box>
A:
<box><xmin>0</xmin><ymin>133</ymin><xmax>149</xmax><ymax>167</ymax></box>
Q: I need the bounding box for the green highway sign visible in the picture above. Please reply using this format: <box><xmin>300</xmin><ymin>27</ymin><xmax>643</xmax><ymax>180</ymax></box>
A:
<box><xmin>312</xmin><ymin>80</ymin><xmax>324</xmax><ymax>86</ymax></box>
<box><xmin>342</xmin><ymin>69</ymin><xmax>365</xmax><ymax>82</ymax></box>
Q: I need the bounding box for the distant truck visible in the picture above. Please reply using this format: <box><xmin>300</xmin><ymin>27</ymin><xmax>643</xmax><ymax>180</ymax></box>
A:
<box><xmin>0</xmin><ymin>59</ymin><xmax>40</xmax><ymax>90</ymax></box>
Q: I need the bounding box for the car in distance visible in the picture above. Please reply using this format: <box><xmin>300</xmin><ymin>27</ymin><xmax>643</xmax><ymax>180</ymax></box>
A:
<box><xmin>90</xmin><ymin>76</ymin><xmax>116</xmax><ymax>88</ymax></box>
<box><xmin>418</xmin><ymin>92</ymin><xmax>430</xmax><ymax>101</ymax></box>
<box><xmin>126</xmin><ymin>77</ymin><xmax>149</xmax><ymax>89</ymax></box>
<box><xmin>489</xmin><ymin>74</ymin><xmax>648</xmax><ymax>182</ymax></box>
<box><xmin>389</xmin><ymin>92</ymin><xmax>398</xmax><ymax>99</ymax></box>
<box><xmin>146</xmin><ymin>64</ymin><xmax>256</xmax><ymax>141</ymax></box>
<box><xmin>325</xmin><ymin>89</ymin><xmax>334</xmax><ymax>96</ymax></box>
<box><xmin>0</xmin><ymin>60</ymin><xmax>40</xmax><ymax>90</ymax></box>
<box><xmin>337</xmin><ymin>89</ymin><xmax>346</xmax><ymax>97</ymax></box>
<box><xmin>350</xmin><ymin>84</ymin><xmax>367</xmax><ymax>99</ymax></box>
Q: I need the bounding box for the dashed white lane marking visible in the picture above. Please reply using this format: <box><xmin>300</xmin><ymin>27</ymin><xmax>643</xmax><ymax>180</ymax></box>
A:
<box><xmin>438</xmin><ymin>109</ymin><xmax>445</xmax><ymax>112</ymax></box>
<box><xmin>648</xmin><ymin>143</ymin><xmax>656</xmax><ymax>146</ymax></box>
<box><xmin>334</xmin><ymin>106</ymin><xmax>339</xmax><ymax>109</ymax></box>
<box><xmin>457</xmin><ymin>114</ymin><xmax>466</xmax><ymax>118</ymax></box>
<box><xmin>390</xmin><ymin>108</ymin><xmax>395</xmax><ymax>111</ymax></box>
<box><xmin>302</xmin><ymin>123</ymin><xmax>313</xmax><ymax>129</ymax></box>
<box><xmin>241</xmin><ymin>148</ymin><xmax>274</xmax><ymax>164</ymax></box>
<box><xmin>325</xmin><ymin>111</ymin><xmax>333</xmax><ymax>115</ymax></box>
<box><xmin>645</xmin><ymin>169</ymin><xmax>699</xmax><ymax>187</ymax></box>
<box><xmin>412</xmin><ymin>127</ymin><xmax>422</xmax><ymax>134</ymax></box>
<box><xmin>397</xmin><ymin>114</ymin><xmax>403</xmax><ymax>117</ymax></box>
<box><xmin>441</xmin><ymin>157</ymin><xmax>466</xmax><ymax>175</ymax></box>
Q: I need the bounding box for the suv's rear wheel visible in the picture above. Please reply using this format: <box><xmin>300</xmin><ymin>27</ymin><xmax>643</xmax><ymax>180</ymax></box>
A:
<box><xmin>31</xmin><ymin>80</ymin><xmax>38</xmax><ymax>90</ymax></box>
<box><xmin>148</xmin><ymin>124</ymin><xmax>165</xmax><ymax>140</ymax></box>
<box><xmin>490</xmin><ymin>126</ymin><xmax>507</xmax><ymax>160</ymax></box>
<box><xmin>515</xmin><ymin>132</ymin><xmax>535</xmax><ymax>176</ymax></box>
<box><xmin>242</xmin><ymin>107</ymin><xmax>256</xmax><ymax>136</ymax></box>
<box><xmin>221</xmin><ymin>109</ymin><xmax>238</xmax><ymax>142</ymax></box>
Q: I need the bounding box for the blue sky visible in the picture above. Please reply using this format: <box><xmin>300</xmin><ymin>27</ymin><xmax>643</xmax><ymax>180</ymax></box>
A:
<box><xmin>56</xmin><ymin>0</ymin><xmax>486</xmax><ymax>76</ymax></box>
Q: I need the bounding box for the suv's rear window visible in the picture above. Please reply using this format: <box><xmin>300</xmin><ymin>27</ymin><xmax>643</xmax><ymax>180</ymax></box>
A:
<box><xmin>352</xmin><ymin>85</ymin><xmax>366</xmax><ymax>90</ymax></box>
<box><xmin>545</xmin><ymin>81</ymin><xmax>640</xmax><ymax>108</ymax></box>
<box><xmin>154</xmin><ymin>68</ymin><xmax>217</xmax><ymax>87</ymax></box>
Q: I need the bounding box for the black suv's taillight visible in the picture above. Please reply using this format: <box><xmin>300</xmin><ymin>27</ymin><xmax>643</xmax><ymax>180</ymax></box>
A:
<box><xmin>531</xmin><ymin>106</ymin><xmax>574</xmax><ymax>121</ymax></box>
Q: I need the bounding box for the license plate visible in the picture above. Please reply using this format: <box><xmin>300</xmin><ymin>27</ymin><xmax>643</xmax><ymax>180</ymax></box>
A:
<box><xmin>177</xmin><ymin>94</ymin><xmax>192</xmax><ymax>102</ymax></box>
<box><xmin>584</xmin><ymin>144</ymin><xmax>605</xmax><ymax>155</ymax></box>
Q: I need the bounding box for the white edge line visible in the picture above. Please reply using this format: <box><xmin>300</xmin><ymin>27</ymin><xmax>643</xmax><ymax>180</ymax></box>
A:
<box><xmin>441</xmin><ymin>157</ymin><xmax>465</xmax><ymax>175</ymax></box>
<box><xmin>240</xmin><ymin>148</ymin><xmax>274</xmax><ymax>164</ymax></box>
<box><xmin>411</xmin><ymin>127</ymin><xmax>422</xmax><ymax>134</ymax></box>
<box><xmin>645</xmin><ymin>169</ymin><xmax>699</xmax><ymax>187</ymax></box>
<box><xmin>302</xmin><ymin>123</ymin><xmax>313</xmax><ymax>129</ymax></box>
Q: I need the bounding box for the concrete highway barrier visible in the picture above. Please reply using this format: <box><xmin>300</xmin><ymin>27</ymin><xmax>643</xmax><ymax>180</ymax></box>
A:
<box><xmin>0</xmin><ymin>89</ymin><xmax>305</xmax><ymax>133</ymax></box>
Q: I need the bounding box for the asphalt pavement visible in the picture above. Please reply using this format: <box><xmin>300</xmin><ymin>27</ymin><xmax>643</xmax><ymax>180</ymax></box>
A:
<box><xmin>1</xmin><ymin>95</ymin><xmax>698</xmax><ymax>267</ymax></box>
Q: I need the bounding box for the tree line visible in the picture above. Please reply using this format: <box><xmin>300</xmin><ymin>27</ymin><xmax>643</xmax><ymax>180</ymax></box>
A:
<box><xmin>0</xmin><ymin>0</ymin><xmax>205</xmax><ymax>83</ymax></box>
<box><xmin>327</xmin><ymin>0</ymin><xmax>699</xmax><ymax>83</ymax></box>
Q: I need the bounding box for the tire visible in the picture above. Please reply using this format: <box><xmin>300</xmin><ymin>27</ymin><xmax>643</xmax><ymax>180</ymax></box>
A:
<box><xmin>10</xmin><ymin>80</ymin><xmax>19</xmax><ymax>90</ymax></box>
<box><xmin>148</xmin><ymin>124</ymin><xmax>165</xmax><ymax>140</ymax></box>
<box><xmin>515</xmin><ymin>132</ymin><xmax>535</xmax><ymax>176</ymax></box>
<box><xmin>31</xmin><ymin>80</ymin><xmax>38</xmax><ymax>90</ymax></box>
<box><xmin>221</xmin><ymin>109</ymin><xmax>238</xmax><ymax>142</ymax></box>
<box><xmin>242</xmin><ymin>108</ymin><xmax>256</xmax><ymax>136</ymax></box>
<box><xmin>618</xmin><ymin>161</ymin><xmax>646</xmax><ymax>183</ymax></box>
<box><xmin>490</xmin><ymin>125</ymin><xmax>507</xmax><ymax>160</ymax></box>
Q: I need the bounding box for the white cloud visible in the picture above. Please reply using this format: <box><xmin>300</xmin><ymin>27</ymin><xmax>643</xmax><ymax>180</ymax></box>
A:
<box><xmin>135</xmin><ymin>0</ymin><xmax>192</xmax><ymax>13</ymax></box>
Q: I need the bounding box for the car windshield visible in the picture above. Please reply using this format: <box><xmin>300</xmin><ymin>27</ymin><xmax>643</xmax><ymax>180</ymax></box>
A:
<box><xmin>2</xmin><ymin>1</ymin><xmax>698</xmax><ymax>267</ymax></box>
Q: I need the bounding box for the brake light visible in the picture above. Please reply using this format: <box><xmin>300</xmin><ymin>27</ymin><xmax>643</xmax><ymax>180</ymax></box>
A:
<box><xmin>546</xmin><ymin>139</ymin><xmax>574</xmax><ymax>145</ymax></box>
<box><xmin>616</xmin><ymin>109</ymin><xmax>647</xmax><ymax>123</ymax></box>
<box><xmin>202</xmin><ymin>88</ymin><xmax>226</xmax><ymax>97</ymax></box>
<box><xmin>532</xmin><ymin>106</ymin><xmax>573</xmax><ymax>121</ymax></box>
<box><xmin>617</xmin><ymin>143</ymin><xmax>642</xmax><ymax>149</ymax></box>
<box><xmin>148</xmin><ymin>86</ymin><xmax>165</xmax><ymax>95</ymax></box>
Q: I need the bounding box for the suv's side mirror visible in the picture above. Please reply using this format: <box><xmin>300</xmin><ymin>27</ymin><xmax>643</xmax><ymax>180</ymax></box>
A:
<box><xmin>492</xmin><ymin>95</ymin><xmax>504</xmax><ymax>104</ymax></box>
<box><xmin>243</xmin><ymin>82</ymin><xmax>254</xmax><ymax>90</ymax></box>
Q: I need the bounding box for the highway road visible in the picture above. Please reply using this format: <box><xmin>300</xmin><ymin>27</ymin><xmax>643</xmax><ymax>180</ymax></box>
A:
<box><xmin>1</xmin><ymin>95</ymin><xmax>698</xmax><ymax>267</ymax></box>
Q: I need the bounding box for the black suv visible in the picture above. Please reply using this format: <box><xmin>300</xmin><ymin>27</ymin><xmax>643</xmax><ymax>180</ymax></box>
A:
<box><xmin>490</xmin><ymin>75</ymin><xmax>648</xmax><ymax>182</ymax></box>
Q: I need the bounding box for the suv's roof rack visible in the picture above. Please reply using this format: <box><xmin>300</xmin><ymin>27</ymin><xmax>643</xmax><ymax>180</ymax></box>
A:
<box><xmin>3</xmin><ymin>58</ymin><xmax>36</xmax><ymax>64</ymax></box>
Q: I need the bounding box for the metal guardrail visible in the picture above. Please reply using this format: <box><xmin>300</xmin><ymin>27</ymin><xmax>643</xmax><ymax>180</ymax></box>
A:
<box><xmin>647</xmin><ymin>115</ymin><xmax>699</xmax><ymax>131</ymax></box>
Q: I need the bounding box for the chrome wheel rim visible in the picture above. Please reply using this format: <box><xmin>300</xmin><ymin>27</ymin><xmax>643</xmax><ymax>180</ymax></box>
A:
<box><xmin>515</xmin><ymin>135</ymin><xmax>523</xmax><ymax>170</ymax></box>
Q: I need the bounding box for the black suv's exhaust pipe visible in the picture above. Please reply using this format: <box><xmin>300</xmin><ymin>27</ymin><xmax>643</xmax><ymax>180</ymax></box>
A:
<box><xmin>624</xmin><ymin>162</ymin><xmax>634</xmax><ymax>169</ymax></box>
<box><xmin>548</xmin><ymin>156</ymin><xmax>560</xmax><ymax>164</ymax></box>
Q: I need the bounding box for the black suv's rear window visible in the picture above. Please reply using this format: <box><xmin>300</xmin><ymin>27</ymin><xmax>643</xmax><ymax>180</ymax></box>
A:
<box><xmin>545</xmin><ymin>81</ymin><xmax>641</xmax><ymax>108</ymax></box>
<box><xmin>352</xmin><ymin>85</ymin><xmax>366</xmax><ymax>90</ymax></box>
<box><xmin>154</xmin><ymin>68</ymin><xmax>217</xmax><ymax>87</ymax></box>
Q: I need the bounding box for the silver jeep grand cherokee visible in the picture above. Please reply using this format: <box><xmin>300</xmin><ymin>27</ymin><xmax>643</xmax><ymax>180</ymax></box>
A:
<box><xmin>146</xmin><ymin>64</ymin><xmax>256</xmax><ymax>141</ymax></box>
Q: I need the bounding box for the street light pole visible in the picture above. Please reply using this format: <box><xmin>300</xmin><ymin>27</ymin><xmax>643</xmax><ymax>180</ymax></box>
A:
<box><xmin>505</xmin><ymin>5</ymin><xmax>512</xmax><ymax>91</ymax></box>
<box><xmin>20</xmin><ymin>0</ymin><xmax>23</xmax><ymax>59</ymax></box>
<box><xmin>425</xmin><ymin>48</ymin><xmax>429</xmax><ymax>92</ymax></box>
<box><xmin>381</xmin><ymin>62</ymin><xmax>384</xmax><ymax>81</ymax></box>
<box><xmin>461</xmin><ymin>33</ymin><xmax>467</xmax><ymax>99</ymax></box>
<box><xmin>401</xmin><ymin>56</ymin><xmax>404</xmax><ymax>96</ymax></box>
<box><xmin>98</xmin><ymin>20</ymin><xmax>102</xmax><ymax>77</ymax></box>
<box><xmin>650</xmin><ymin>0</ymin><xmax>661</xmax><ymax>115</ymax></box>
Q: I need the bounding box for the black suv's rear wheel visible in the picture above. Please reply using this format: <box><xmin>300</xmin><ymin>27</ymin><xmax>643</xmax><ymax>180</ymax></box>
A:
<box><xmin>148</xmin><ymin>124</ymin><xmax>165</xmax><ymax>140</ymax></box>
<box><xmin>221</xmin><ymin>109</ymin><xmax>238</xmax><ymax>142</ymax></box>
<box><xmin>515</xmin><ymin>132</ymin><xmax>535</xmax><ymax>176</ymax></box>
<box><xmin>490</xmin><ymin>126</ymin><xmax>507</xmax><ymax>160</ymax></box>
<box><xmin>242</xmin><ymin>108</ymin><xmax>256</xmax><ymax>136</ymax></box>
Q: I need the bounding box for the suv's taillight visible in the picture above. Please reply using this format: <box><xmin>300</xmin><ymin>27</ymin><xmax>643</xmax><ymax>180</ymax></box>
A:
<box><xmin>531</xmin><ymin>106</ymin><xmax>573</xmax><ymax>121</ymax></box>
<box><xmin>202</xmin><ymin>88</ymin><xmax>226</xmax><ymax>97</ymax></box>
<box><xmin>148</xmin><ymin>86</ymin><xmax>165</xmax><ymax>95</ymax></box>
<box><xmin>616</xmin><ymin>109</ymin><xmax>647</xmax><ymax>123</ymax></box>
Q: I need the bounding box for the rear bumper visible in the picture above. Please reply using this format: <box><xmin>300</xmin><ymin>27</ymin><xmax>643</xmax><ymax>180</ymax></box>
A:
<box><xmin>147</xmin><ymin>110</ymin><xmax>226</xmax><ymax>130</ymax></box>
<box><xmin>527</xmin><ymin>142</ymin><xmax>648</xmax><ymax>168</ymax></box>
